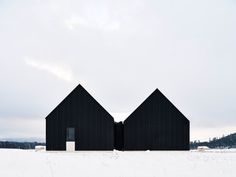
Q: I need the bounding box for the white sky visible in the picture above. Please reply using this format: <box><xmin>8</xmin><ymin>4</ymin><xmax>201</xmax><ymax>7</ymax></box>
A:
<box><xmin>0</xmin><ymin>0</ymin><xmax>236</xmax><ymax>141</ymax></box>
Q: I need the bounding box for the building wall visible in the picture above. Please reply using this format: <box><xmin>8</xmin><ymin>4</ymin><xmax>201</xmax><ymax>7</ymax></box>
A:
<box><xmin>46</xmin><ymin>85</ymin><xmax>114</xmax><ymax>150</ymax></box>
<box><xmin>46</xmin><ymin>85</ymin><xmax>190</xmax><ymax>151</ymax></box>
<box><xmin>114</xmin><ymin>122</ymin><xmax>124</xmax><ymax>150</ymax></box>
<box><xmin>124</xmin><ymin>89</ymin><xmax>189</xmax><ymax>150</ymax></box>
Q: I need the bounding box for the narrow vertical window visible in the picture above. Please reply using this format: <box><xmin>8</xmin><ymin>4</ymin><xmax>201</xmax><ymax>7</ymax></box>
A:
<box><xmin>67</xmin><ymin>127</ymin><xmax>75</xmax><ymax>141</ymax></box>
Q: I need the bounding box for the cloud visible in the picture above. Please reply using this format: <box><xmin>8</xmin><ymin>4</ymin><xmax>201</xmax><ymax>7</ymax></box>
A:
<box><xmin>0</xmin><ymin>0</ymin><xmax>235</xmax><ymax>140</ymax></box>
<box><xmin>0</xmin><ymin>117</ymin><xmax>45</xmax><ymax>140</ymax></box>
<box><xmin>24</xmin><ymin>57</ymin><xmax>76</xmax><ymax>83</ymax></box>
<box><xmin>65</xmin><ymin>16</ymin><xmax>120</xmax><ymax>31</ymax></box>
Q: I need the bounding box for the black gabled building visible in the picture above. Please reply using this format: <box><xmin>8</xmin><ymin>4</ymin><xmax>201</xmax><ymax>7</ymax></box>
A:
<box><xmin>46</xmin><ymin>84</ymin><xmax>190</xmax><ymax>151</ymax></box>
<box><xmin>46</xmin><ymin>84</ymin><xmax>114</xmax><ymax>150</ymax></box>
<box><xmin>123</xmin><ymin>89</ymin><xmax>189</xmax><ymax>150</ymax></box>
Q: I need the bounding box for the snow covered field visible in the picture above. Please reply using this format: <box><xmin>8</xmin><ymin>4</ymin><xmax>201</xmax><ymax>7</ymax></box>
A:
<box><xmin>0</xmin><ymin>149</ymin><xmax>235</xmax><ymax>177</ymax></box>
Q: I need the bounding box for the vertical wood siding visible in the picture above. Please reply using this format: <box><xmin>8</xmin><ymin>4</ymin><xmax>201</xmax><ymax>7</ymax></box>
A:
<box><xmin>46</xmin><ymin>85</ymin><xmax>190</xmax><ymax>151</ymax></box>
<box><xmin>46</xmin><ymin>85</ymin><xmax>114</xmax><ymax>150</ymax></box>
<box><xmin>124</xmin><ymin>89</ymin><xmax>189</xmax><ymax>150</ymax></box>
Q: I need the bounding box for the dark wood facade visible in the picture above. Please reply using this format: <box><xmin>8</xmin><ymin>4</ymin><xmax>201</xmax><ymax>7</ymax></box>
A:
<box><xmin>114</xmin><ymin>122</ymin><xmax>124</xmax><ymax>150</ymax></box>
<box><xmin>124</xmin><ymin>89</ymin><xmax>189</xmax><ymax>150</ymax></box>
<box><xmin>46</xmin><ymin>85</ymin><xmax>189</xmax><ymax>151</ymax></box>
<box><xmin>46</xmin><ymin>84</ymin><xmax>114</xmax><ymax>150</ymax></box>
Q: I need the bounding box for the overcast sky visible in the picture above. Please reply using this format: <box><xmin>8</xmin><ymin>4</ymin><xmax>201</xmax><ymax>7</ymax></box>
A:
<box><xmin>0</xmin><ymin>0</ymin><xmax>236</xmax><ymax>141</ymax></box>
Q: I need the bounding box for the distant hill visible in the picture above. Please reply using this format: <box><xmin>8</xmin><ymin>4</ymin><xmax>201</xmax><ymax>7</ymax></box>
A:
<box><xmin>0</xmin><ymin>141</ymin><xmax>45</xmax><ymax>149</ymax></box>
<box><xmin>0</xmin><ymin>137</ymin><xmax>45</xmax><ymax>142</ymax></box>
<box><xmin>190</xmin><ymin>133</ymin><xmax>236</xmax><ymax>149</ymax></box>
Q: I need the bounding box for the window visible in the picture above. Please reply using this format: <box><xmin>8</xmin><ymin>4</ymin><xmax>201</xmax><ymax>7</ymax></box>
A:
<box><xmin>66</xmin><ymin>127</ymin><xmax>75</xmax><ymax>141</ymax></box>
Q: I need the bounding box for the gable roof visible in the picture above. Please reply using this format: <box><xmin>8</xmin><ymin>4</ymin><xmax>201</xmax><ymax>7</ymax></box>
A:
<box><xmin>45</xmin><ymin>85</ymin><xmax>189</xmax><ymax>123</ymax></box>
<box><xmin>45</xmin><ymin>84</ymin><xmax>114</xmax><ymax>121</ymax></box>
<box><xmin>124</xmin><ymin>88</ymin><xmax>189</xmax><ymax>123</ymax></box>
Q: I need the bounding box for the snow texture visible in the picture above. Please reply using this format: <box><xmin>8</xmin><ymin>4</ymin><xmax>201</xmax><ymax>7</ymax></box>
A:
<box><xmin>0</xmin><ymin>149</ymin><xmax>235</xmax><ymax>177</ymax></box>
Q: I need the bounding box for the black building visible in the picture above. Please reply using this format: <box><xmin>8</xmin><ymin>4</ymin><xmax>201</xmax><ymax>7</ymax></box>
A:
<box><xmin>46</xmin><ymin>84</ymin><xmax>189</xmax><ymax>151</ymax></box>
<box><xmin>46</xmin><ymin>84</ymin><xmax>114</xmax><ymax>150</ymax></box>
<box><xmin>123</xmin><ymin>89</ymin><xmax>189</xmax><ymax>150</ymax></box>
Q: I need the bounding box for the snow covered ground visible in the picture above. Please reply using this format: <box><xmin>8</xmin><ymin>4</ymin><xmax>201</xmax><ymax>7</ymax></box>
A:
<box><xmin>0</xmin><ymin>149</ymin><xmax>235</xmax><ymax>177</ymax></box>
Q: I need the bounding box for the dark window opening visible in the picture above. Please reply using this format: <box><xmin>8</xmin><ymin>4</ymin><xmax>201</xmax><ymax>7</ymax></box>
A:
<box><xmin>66</xmin><ymin>127</ymin><xmax>75</xmax><ymax>141</ymax></box>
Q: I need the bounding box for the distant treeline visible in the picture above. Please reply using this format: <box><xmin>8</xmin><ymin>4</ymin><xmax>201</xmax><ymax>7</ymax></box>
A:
<box><xmin>0</xmin><ymin>141</ymin><xmax>45</xmax><ymax>149</ymax></box>
<box><xmin>1</xmin><ymin>133</ymin><xmax>236</xmax><ymax>150</ymax></box>
<box><xmin>190</xmin><ymin>133</ymin><xmax>236</xmax><ymax>149</ymax></box>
